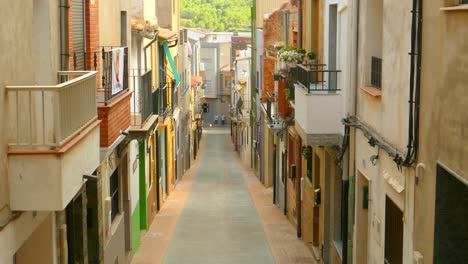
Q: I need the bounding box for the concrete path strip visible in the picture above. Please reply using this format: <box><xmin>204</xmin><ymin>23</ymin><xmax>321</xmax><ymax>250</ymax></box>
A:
<box><xmin>163</xmin><ymin>129</ymin><xmax>274</xmax><ymax>264</ymax></box>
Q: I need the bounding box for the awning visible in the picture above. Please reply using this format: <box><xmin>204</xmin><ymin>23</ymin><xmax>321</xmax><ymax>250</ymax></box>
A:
<box><xmin>163</xmin><ymin>41</ymin><xmax>181</xmax><ymax>85</ymax></box>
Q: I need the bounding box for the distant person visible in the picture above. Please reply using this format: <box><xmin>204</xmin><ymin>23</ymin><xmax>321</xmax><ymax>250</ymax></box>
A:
<box><xmin>214</xmin><ymin>114</ymin><xmax>219</xmax><ymax>125</ymax></box>
<box><xmin>221</xmin><ymin>114</ymin><xmax>225</xmax><ymax>126</ymax></box>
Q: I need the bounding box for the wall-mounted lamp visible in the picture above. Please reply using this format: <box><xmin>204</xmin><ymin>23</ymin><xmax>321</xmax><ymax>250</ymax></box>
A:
<box><xmin>370</xmin><ymin>154</ymin><xmax>379</xmax><ymax>166</ymax></box>
<box><xmin>415</xmin><ymin>163</ymin><xmax>426</xmax><ymax>185</ymax></box>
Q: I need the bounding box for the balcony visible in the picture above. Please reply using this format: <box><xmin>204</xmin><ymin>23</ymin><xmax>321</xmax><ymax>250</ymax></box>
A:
<box><xmin>292</xmin><ymin>64</ymin><xmax>343</xmax><ymax>145</ymax></box>
<box><xmin>128</xmin><ymin>70</ymin><xmax>158</xmax><ymax>140</ymax></box>
<box><xmin>153</xmin><ymin>79</ymin><xmax>174</xmax><ymax>120</ymax></box>
<box><xmin>98</xmin><ymin>47</ymin><xmax>132</xmax><ymax>148</ymax></box>
<box><xmin>6</xmin><ymin>71</ymin><xmax>100</xmax><ymax>210</ymax></box>
<box><xmin>277</xmin><ymin>75</ymin><xmax>292</xmax><ymax>118</ymax></box>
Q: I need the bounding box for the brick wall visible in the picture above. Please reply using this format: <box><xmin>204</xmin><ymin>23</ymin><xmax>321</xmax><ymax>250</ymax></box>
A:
<box><xmin>278</xmin><ymin>76</ymin><xmax>292</xmax><ymax>117</ymax></box>
<box><xmin>68</xmin><ymin>0</ymin><xmax>101</xmax><ymax>87</ymax></box>
<box><xmin>68</xmin><ymin>0</ymin><xmax>74</xmax><ymax>70</ymax></box>
<box><xmin>262</xmin><ymin>3</ymin><xmax>288</xmax><ymax>103</ymax></box>
<box><xmin>98</xmin><ymin>91</ymin><xmax>132</xmax><ymax>147</ymax></box>
<box><xmin>86</xmin><ymin>0</ymin><xmax>100</xmax><ymax>71</ymax></box>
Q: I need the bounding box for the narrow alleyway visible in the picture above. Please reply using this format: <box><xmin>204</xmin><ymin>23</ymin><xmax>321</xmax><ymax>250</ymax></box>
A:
<box><xmin>132</xmin><ymin>128</ymin><xmax>314</xmax><ymax>264</ymax></box>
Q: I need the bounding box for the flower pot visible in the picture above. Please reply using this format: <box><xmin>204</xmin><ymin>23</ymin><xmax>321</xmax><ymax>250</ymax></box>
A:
<box><xmin>279</xmin><ymin>60</ymin><xmax>287</xmax><ymax>70</ymax></box>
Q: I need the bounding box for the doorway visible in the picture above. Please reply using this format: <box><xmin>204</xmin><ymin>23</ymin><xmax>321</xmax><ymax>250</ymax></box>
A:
<box><xmin>86</xmin><ymin>177</ymin><xmax>99</xmax><ymax>263</ymax></box>
<box><xmin>384</xmin><ymin>196</ymin><xmax>403</xmax><ymax>264</ymax></box>
<box><xmin>66</xmin><ymin>188</ymin><xmax>87</xmax><ymax>264</ymax></box>
<box><xmin>121</xmin><ymin>152</ymin><xmax>132</xmax><ymax>255</ymax></box>
<box><xmin>355</xmin><ymin>171</ymin><xmax>370</xmax><ymax>264</ymax></box>
<box><xmin>433</xmin><ymin>164</ymin><xmax>468</xmax><ymax>263</ymax></box>
<box><xmin>147</xmin><ymin>135</ymin><xmax>157</xmax><ymax>225</ymax></box>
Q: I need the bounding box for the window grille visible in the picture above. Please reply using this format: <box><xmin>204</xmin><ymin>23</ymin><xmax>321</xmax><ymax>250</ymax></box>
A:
<box><xmin>371</xmin><ymin>56</ymin><xmax>382</xmax><ymax>89</ymax></box>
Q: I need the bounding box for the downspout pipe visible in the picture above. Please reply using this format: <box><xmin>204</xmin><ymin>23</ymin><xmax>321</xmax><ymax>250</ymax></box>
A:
<box><xmin>403</xmin><ymin>0</ymin><xmax>422</xmax><ymax>166</ymax></box>
<box><xmin>143</xmin><ymin>31</ymin><xmax>160</xmax><ymax>72</ymax></box>
<box><xmin>59</xmin><ymin>0</ymin><xmax>69</xmax><ymax>71</ymax></box>
<box><xmin>283</xmin><ymin>9</ymin><xmax>290</xmax><ymax>46</ymax></box>
<box><xmin>298</xmin><ymin>0</ymin><xmax>303</xmax><ymax>49</ymax></box>
<box><xmin>346</xmin><ymin>0</ymin><xmax>360</xmax><ymax>263</ymax></box>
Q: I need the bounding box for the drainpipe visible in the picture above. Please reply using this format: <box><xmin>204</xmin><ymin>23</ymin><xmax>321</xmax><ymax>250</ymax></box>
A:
<box><xmin>298</xmin><ymin>0</ymin><xmax>303</xmax><ymax>49</ymax></box>
<box><xmin>143</xmin><ymin>31</ymin><xmax>160</xmax><ymax>72</ymax></box>
<box><xmin>346</xmin><ymin>0</ymin><xmax>361</xmax><ymax>263</ymax></box>
<box><xmin>59</xmin><ymin>0</ymin><xmax>69</xmax><ymax>71</ymax></box>
<box><xmin>283</xmin><ymin>9</ymin><xmax>290</xmax><ymax>46</ymax></box>
<box><xmin>273</xmin><ymin>143</ymin><xmax>277</xmax><ymax>204</ymax></box>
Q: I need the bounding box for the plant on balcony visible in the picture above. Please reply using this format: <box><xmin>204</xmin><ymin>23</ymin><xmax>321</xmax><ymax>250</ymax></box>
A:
<box><xmin>286</xmin><ymin>81</ymin><xmax>295</xmax><ymax>102</ymax></box>
<box><xmin>302</xmin><ymin>146</ymin><xmax>313</xmax><ymax>159</ymax></box>
<box><xmin>306</xmin><ymin>50</ymin><xmax>317</xmax><ymax>64</ymax></box>
<box><xmin>277</xmin><ymin>45</ymin><xmax>303</xmax><ymax>67</ymax></box>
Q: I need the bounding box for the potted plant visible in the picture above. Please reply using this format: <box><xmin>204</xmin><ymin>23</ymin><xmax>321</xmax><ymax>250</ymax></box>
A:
<box><xmin>277</xmin><ymin>45</ymin><xmax>302</xmax><ymax>68</ymax></box>
<box><xmin>306</xmin><ymin>50</ymin><xmax>317</xmax><ymax>64</ymax></box>
<box><xmin>302</xmin><ymin>146</ymin><xmax>312</xmax><ymax>159</ymax></box>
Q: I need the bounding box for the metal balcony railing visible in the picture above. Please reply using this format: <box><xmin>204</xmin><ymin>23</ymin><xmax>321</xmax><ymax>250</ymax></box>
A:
<box><xmin>153</xmin><ymin>80</ymin><xmax>174</xmax><ymax>117</ymax></box>
<box><xmin>266</xmin><ymin>97</ymin><xmax>272</xmax><ymax>122</ymax></box>
<box><xmin>6</xmin><ymin>71</ymin><xmax>98</xmax><ymax>150</ymax></box>
<box><xmin>101</xmin><ymin>46</ymin><xmax>129</xmax><ymax>104</ymax></box>
<box><xmin>130</xmin><ymin>69</ymin><xmax>153</xmax><ymax>127</ymax></box>
<box><xmin>293</xmin><ymin>64</ymin><xmax>341</xmax><ymax>93</ymax></box>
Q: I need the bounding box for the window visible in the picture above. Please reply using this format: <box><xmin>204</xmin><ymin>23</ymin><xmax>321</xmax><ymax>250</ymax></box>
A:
<box><xmin>120</xmin><ymin>11</ymin><xmax>127</xmax><ymax>46</ymax></box>
<box><xmin>109</xmin><ymin>169</ymin><xmax>119</xmax><ymax>222</ymax></box>
<box><xmin>333</xmin><ymin>162</ymin><xmax>343</xmax><ymax>256</ymax></box>
<box><xmin>371</xmin><ymin>56</ymin><xmax>382</xmax><ymax>89</ymax></box>
<box><xmin>460</xmin><ymin>0</ymin><xmax>468</xmax><ymax>4</ymax></box>
<box><xmin>71</xmin><ymin>0</ymin><xmax>86</xmax><ymax>70</ymax></box>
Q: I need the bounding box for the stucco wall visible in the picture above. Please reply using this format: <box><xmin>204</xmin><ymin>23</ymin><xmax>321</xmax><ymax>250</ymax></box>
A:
<box><xmin>15</xmin><ymin>213</ymin><xmax>56</xmax><ymax>264</ymax></box>
<box><xmin>415</xmin><ymin>1</ymin><xmax>468</xmax><ymax>262</ymax></box>
<box><xmin>354</xmin><ymin>1</ymin><xmax>415</xmax><ymax>263</ymax></box>
<box><xmin>104</xmin><ymin>216</ymin><xmax>126</xmax><ymax>264</ymax></box>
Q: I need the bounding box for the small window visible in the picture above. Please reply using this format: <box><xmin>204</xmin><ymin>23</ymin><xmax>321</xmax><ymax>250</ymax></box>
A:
<box><xmin>109</xmin><ymin>169</ymin><xmax>119</xmax><ymax>222</ymax></box>
<box><xmin>460</xmin><ymin>0</ymin><xmax>468</xmax><ymax>4</ymax></box>
<box><xmin>371</xmin><ymin>56</ymin><xmax>382</xmax><ymax>89</ymax></box>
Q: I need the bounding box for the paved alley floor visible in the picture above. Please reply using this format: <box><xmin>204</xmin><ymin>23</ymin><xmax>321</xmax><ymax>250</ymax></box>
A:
<box><xmin>132</xmin><ymin>128</ymin><xmax>315</xmax><ymax>264</ymax></box>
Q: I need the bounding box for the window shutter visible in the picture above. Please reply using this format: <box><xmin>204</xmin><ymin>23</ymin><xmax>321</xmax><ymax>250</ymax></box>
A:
<box><xmin>72</xmin><ymin>0</ymin><xmax>86</xmax><ymax>70</ymax></box>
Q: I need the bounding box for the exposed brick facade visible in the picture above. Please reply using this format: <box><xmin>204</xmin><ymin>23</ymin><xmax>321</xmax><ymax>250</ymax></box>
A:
<box><xmin>278</xmin><ymin>76</ymin><xmax>292</xmax><ymax>118</ymax></box>
<box><xmin>86</xmin><ymin>0</ymin><xmax>99</xmax><ymax>71</ymax></box>
<box><xmin>68</xmin><ymin>0</ymin><xmax>101</xmax><ymax>87</ymax></box>
<box><xmin>262</xmin><ymin>3</ymin><xmax>287</xmax><ymax>103</ymax></box>
<box><xmin>97</xmin><ymin>91</ymin><xmax>132</xmax><ymax>147</ymax></box>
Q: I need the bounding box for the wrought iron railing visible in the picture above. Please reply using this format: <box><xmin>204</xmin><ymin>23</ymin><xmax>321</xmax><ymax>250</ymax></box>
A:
<box><xmin>266</xmin><ymin>97</ymin><xmax>272</xmax><ymax>122</ymax></box>
<box><xmin>101</xmin><ymin>46</ymin><xmax>129</xmax><ymax>104</ymax></box>
<box><xmin>6</xmin><ymin>71</ymin><xmax>97</xmax><ymax>150</ymax></box>
<box><xmin>294</xmin><ymin>64</ymin><xmax>341</xmax><ymax>93</ymax></box>
<box><xmin>153</xmin><ymin>81</ymin><xmax>172</xmax><ymax>117</ymax></box>
<box><xmin>130</xmin><ymin>69</ymin><xmax>153</xmax><ymax>127</ymax></box>
<box><xmin>286</xmin><ymin>69</ymin><xmax>296</xmax><ymax>101</ymax></box>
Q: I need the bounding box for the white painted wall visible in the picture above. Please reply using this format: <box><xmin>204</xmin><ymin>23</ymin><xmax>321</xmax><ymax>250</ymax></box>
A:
<box><xmin>294</xmin><ymin>85</ymin><xmax>343</xmax><ymax>135</ymax></box>
<box><xmin>128</xmin><ymin>140</ymin><xmax>140</xmax><ymax>211</ymax></box>
<box><xmin>8</xmin><ymin>126</ymin><xmax>100</xmax><ymax>211</ymax></box>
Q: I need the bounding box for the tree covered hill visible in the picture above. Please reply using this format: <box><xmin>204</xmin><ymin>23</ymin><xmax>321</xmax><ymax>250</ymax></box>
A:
<box><xmin>181</xmin><ymin>0</ymin><xmax>251</xmax><ymax>32</ymax></box>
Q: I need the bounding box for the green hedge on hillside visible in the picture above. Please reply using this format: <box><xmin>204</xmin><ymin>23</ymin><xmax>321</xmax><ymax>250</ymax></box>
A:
<box><xmin>181</xmin><ymin>0</ymin><xmax>251</xmax><ymax>32</ymax></box>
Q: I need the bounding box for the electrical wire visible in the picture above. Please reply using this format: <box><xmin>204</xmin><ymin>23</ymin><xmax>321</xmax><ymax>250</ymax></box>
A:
<box><xmin>342</xmin><ymin>117</ymin><xmax>406</xmax><ymax>170</ymax></box>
